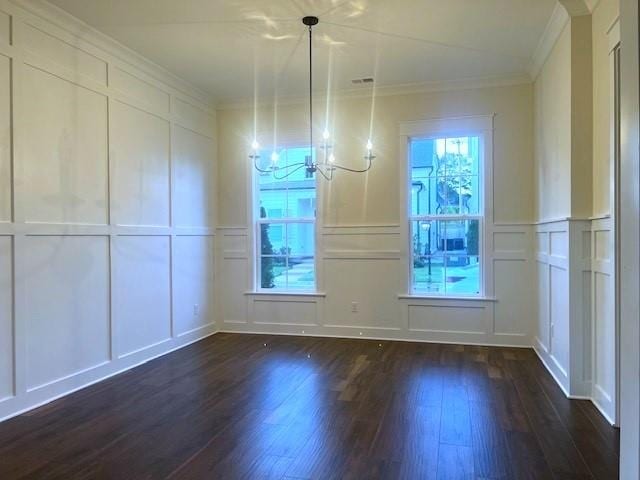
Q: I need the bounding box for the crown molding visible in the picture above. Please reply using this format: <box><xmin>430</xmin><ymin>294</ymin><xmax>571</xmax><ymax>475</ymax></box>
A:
<box><xmin>585</xmin><ymin>0</ymin><xmax>602</xmax><ymax>13</ymax></box>
<box><xmin>528</xmin><ymin>3</ymin><xmax>570</xmax><ymax>80</ymax></box>
<box><xmin>216</xmin><ymin>74</ymin><xmax>532</xmax><ymax>111</ymax></box>
<box><xmin>9</xmin><ymin>0</ymin><xmax>216</xmax><ymax>109</ymax></box>
<box><xmin>559</xmin><ymin>0</ymin><xmax>597</xmax><ymax>16</ymax></box>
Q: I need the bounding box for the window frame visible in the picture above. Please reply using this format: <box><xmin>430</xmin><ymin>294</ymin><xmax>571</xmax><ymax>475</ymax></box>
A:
<box><xmin>400</xmin><ymin>115</ymin><xmax>494</xmax><ymax>298</ymax></box>
<box><xmin>252</xmin><ymin>143</ymin><xmax>318</xmax><ymax>293</ymax></box>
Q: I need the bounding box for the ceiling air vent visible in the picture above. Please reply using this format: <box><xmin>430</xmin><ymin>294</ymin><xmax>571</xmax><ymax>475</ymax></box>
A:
<box><xmin>351</xmin><ymin>77</ymin><xmax>374</xmax><ymax>85</ymax></box>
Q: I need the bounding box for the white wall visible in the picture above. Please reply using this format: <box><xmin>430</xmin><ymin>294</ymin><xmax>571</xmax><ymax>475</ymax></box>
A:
<box><xmin>217</xmin><ymin>84</ymin><xmax>536</xmax><ymax>347</ymax></box>
<box><xmin>592</xmin><ymin>0</ymin><xmax>620</xmax><ymax>217</ymax></box>
<box><xmin>589</xmin><ymin>0</ymin><xmax>620</xmax><ymax>425</ymax></box>
<box><xmin>534</xmin><ymin>22</ymin><xmax>573</xmax><ymax>222</ymax></box>
<box><xmin>531</xmin><ymin>18</ymin><xmax>587</xmax><ymax>396</ymax></box>
<box><xmin>0</xmin><ymin>0</ymin><xmax>217</xmax><ymax>421</ymax></box>
<box><xmin>532</xmin><ymin>1</ymin><xmax>619</xmax><ymax>424</ymax></box>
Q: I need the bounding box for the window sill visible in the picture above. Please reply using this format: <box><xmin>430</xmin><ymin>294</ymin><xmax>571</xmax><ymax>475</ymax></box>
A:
<box><xmin>245</xmin><ymin>291</ymin><xmax>327</xmax><ymax>298</ymax></box>
<box><xmin>398</xmin><ymin>294</ymin><xmax>497</xmax><ymax>302</ymax></box>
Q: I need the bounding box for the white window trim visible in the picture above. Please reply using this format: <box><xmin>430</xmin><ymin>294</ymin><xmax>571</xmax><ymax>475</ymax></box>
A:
<box><xmin>249</xmin><ymin>139</ymin><xmax>321</xmax><ymax>294</ymax></box>
<box><xmin>399</xmin><ymin>115</ymin><xmax>495</xmax><ymax>298</ymax></box>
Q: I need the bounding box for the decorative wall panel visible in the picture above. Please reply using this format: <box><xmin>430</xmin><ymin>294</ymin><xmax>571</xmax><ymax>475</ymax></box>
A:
<box><xmin>0</xmin><ymin>0</ymin><xmax>216</xmax><ymax>422</ymax></box>
<box><xmin>110</xmin><ymin>101</ymin><xmax>170</xmax><ymax>227</ymax></box>
<box><xmin>114</xmin><ymin>235</ymin><xmax>171</xmax><ymax>357</ymax></box>
<box><xmin>24</xmin><ymin>236</ymin><xmax>110</xmax><ymax>390</ymax></box>
<box><xmin>22</xmin><ymin>66</ymin><xmax>108</xmax><ymax>225</ymax></box>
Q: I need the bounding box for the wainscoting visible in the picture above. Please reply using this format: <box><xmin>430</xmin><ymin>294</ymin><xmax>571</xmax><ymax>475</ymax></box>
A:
<box><xmin>0</xmin><ymin>0</ymin><xmax>217</xmax><ymax>421</ymax></box>
<box><xmin>218</xmin><ymin>223</ymin><xmax>534</xmax><ymax>347</ymax></box>
<box><xmin>590</xmin><ymin>216</ymin><xmax>617</xmax><ymax>423</ymax></box>
<box><xmin>220</xmin><ymin>217</ymin><xmax>618</xmax><ymax>425</ymax></box>
<box><xmin>534</xmin><ymin>220</ymin><xmax>574</xmax><ymax>394</ymax></box>
<box><xmin>534</xmin><ymin>217</ymin><xmax>617</xmax><ymax>424</ymax></box>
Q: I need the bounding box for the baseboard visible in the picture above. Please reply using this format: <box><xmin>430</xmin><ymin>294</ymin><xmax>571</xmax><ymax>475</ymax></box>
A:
<box><xmin>218</xmin><ymin>327</ymin><xmax>532</xmax><ymax>349</ymax></box>
<box><xmin>591</xmin><ymin>396</ymin><xmax>617</xmax><ymax>426</ymax></box>
<box><xmin>533</xmin><ymin>339</ymin><xmax>571</xmax><ymax>397</ymax></box>
<box><xmin>0</xmin><ymin>327</ymin><xmax>220</xmax><ymax>423</ymax></box>
<box><xmin>533</xmin><ymin>338</ymin><xmax>617</xmax><ymax>426</ymax></box>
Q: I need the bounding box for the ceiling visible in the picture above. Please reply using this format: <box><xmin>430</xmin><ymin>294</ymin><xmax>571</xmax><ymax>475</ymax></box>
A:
<box><xmin>47</xmin><ymin>0</ymin><xmax>558</xmax><ymax>104</ymax></box>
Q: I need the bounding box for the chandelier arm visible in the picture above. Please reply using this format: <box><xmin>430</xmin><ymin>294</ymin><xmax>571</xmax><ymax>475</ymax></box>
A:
<box><xmin>273</xmin><ymin>161</ymin><xmax>307</xmax><ymax>171</ymax></box>
<box><xmin>330</xmin><ymin>157</ymin><xmax>374</xmax><ymax>173</ymax></box>
<box><xmin>253</xmin><ymin>163</ymin><xmax>275</xmax><ymax>174</ymax></box>
<box><xmin>273</xmin><ymin>163</ymin><xmax>308</xmax><ymax>180</ymax></box>
<box><xmin>314</xmin><ymin>164</ymin><xmax>333</xmax><ymax>181</ymax></box>
<box><xmin>253</xmin><ymin>155</ymin><xmax>307</xmax><ymax>174</ymax></box>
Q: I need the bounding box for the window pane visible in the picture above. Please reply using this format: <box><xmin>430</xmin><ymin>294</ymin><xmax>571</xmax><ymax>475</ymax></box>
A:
<box><xmin>256</xmin><ymin>146</ymin><xmax>316</xmax><ymax>292</ymax></box>
<box><xmin>411</xmin><ymin>136</ymin><xmax>480</xmax><ymax>216</ymax></box>
<box><xmin>287</xmin><ymin>223</ymin><xmax>314</xmax><ymax>256</ymax></box>
<box><xmin>412</xmin><ymin>222</ymin><xmax>481</xmax><ymax>295</ymax></box>
<box><xmin>413</xmin><ymin>256</ymin><xmax>445</xmax><ymax>294</ymax></box>
<box><xmin>410</xmin><ymin>139</ymin><xmax>438</xmax><ymax>215</ymax></box>
<box><xmin>465</xmin><ymin>220</ymin><xmax>480</xmax><ymax>256</ymax></box>
<box><xmin>445</xmin><ymin>256</ymin><xmax>480</xmax><ymax>295</ymax></box>
<box><xmin>287</xmin><ymin>256</ymin><xmax>315</xmax><ymax>290</ymax></box>
<box><xmin>409</xmin><ymin>134</ymin><xmax>481</xmax><ymax>297</ymax></box>
<box><xmin>260</xmin><ymin>223</ymin><xmax>285</xmax><ymax>254</ymax></box>
<box><xmin>411</xmin><ymin>176</ymin><xmax>438</xmax><ymax>216</ymax></box>
<box><xmin>439</xmin><ymin>140</ymin><xmax>461</xmax><ymax>177</ymax></box>
<box><xmin>258</xmin><ymin>189</ymin><xmax>287</xmax><ymax>219</ymax></box>
<box><xmin>437</xmin><ymin>177</ymin><xmax>459</xmax><ymax>214</ymax></box>
<box><xmin>260</xmin><ymin>256</ymin><xmax>287</xmax><ymax>289</ymax></box>
<box><xmin>438</xmin><ymin>220</ymin><xmax>480</xmax><ymax>255</ymax></box>
<box><xmin>258</xmin><ymin>146</ymin><xmax>317</xmax><ymax>219</ymax></box>
<box><xmin>461</xmin><ymin>175</ymin><xmax>480</xmax><ymax>214</ymax></box>
<box><xmin>412</xmin><ymin>220</ymin><xmax>446</xmax><ymax>257</ymax></box>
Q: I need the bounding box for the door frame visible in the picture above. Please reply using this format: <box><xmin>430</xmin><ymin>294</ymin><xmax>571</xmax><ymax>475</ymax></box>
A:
<box><xmin>619</xmin><ymin>0</ymin><xmax>640</xmax><ymax>477</ymax></box>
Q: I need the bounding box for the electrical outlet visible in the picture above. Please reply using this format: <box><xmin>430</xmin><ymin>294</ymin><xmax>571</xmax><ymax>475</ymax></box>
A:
<box><xmin>193</xmin><ymin>304</ymin><xmax>200</xmax><ymax>316</ymax></box>
<box><xmin>351</xmin><ymin>302</ymin><xmax>358</xmax><ymax>313</ymax></box>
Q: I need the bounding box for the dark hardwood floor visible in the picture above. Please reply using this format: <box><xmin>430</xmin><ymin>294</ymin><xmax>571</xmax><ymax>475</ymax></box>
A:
<box><xmin>0</xmin><ymin>333</ymin><xmax>619</xmax><ymax>479</ymax></box>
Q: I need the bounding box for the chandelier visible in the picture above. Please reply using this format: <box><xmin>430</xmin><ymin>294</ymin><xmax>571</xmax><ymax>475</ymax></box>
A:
<box><xmin>250</xmin><ymin>16</ymin><xmax>375</xmax><ymax>181</ymax></box>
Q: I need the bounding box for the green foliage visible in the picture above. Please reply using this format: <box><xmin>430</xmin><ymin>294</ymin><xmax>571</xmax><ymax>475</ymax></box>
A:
<box><xmin>466</xmin><ymin>221</ymin><xmax>479</xmax><ymax>256</ymax></box>
<box><xmin>260</xmin><ymin>206</ymin><xmax>275</xmax><ymax>288</ymax></box>
<box><xmin>436</xmin><ymin>146</ymin><xmax>474</xmax><ymax>213</ymax></box>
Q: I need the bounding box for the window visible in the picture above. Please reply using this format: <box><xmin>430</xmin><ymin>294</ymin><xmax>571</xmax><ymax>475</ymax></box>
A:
<box><xmin>255</xmin><ymin>146</ymin><xmax>316</xmax><ymax>291</ymax></box>
<box><xmin>409</xmin><ymin>135</ymin><xmax>483</xmax><ymax>296</ymax></box>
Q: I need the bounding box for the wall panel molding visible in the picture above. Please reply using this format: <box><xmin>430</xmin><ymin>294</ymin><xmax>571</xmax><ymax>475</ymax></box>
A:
<box><xmin>0</xmin><ymin>0</ymin><xmax>217</xmax><ymax>422</ymax></box>
<box><xmin>219</xmin><ymin>223</ymin><xmax>533</xmax><ymax>348</ymax></box>
<box><xmin>589</xmin><ymin>217</ymin><xmax>616</xmax><ymax>423</ymax></box>
<box><xmin>533</xmin><ymin>218</ymin><xmax>617</xmax><ymax>424</ymax></box>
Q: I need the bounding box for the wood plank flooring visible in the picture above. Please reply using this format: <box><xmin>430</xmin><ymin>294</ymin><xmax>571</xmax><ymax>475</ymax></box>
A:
<box><xmin>0</xmin><ymin>333</ymin><xmax>620</xmax><ymax>479</ymax></box>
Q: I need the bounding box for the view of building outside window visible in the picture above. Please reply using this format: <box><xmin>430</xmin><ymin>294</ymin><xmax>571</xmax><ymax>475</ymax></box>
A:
<box><xmin>256</xmin><ymin>146</ymin><xmax>316</xmax><ymax>291</ymax></box>
<box><xmin>410</xmin><ymin>136</ymin><xmax>482</xmax><ymax>295</ymax></box>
